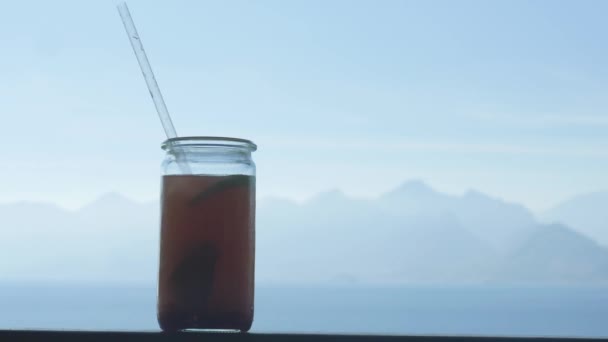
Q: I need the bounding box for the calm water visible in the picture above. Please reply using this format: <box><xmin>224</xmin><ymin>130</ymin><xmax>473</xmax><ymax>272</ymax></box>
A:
<box><xmin>0</xmin><ymin>284</ymin><xmax>607</xmax><ymax>337</ymax></box>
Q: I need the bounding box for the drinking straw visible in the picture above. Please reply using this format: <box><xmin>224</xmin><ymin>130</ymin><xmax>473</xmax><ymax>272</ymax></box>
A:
<box><xmin>117</xmin><ymin>2</ymin><xmax>191</xmax><ymax>173</ymax></box>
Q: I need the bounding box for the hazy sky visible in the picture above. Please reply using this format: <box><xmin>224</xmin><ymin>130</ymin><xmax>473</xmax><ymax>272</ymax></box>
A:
<box><xmin>1</xmin><ymin>0</ymin><xmax>607</xmax><ymax>211</ymax></box>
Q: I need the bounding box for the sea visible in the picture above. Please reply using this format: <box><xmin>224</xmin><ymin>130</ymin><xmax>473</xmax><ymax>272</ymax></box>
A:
<box><xmin>0</xmin><ymin>284</ymin><xmax>607</xmax><ymax>338</ymax></box>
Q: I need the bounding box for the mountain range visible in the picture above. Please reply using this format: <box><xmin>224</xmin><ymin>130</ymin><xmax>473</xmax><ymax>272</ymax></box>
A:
<box><xmin>543</xmin><ymin>191</ymin><xmax>608</xmax><ymax>247</ymax></box>
<box><xmin>0</xmin><ymin>180</ymin><xmax>606</xmax><ymax>286</ymax></box>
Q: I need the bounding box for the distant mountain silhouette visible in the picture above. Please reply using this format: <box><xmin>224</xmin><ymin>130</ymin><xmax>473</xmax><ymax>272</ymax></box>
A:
<box><xmin>0</xmin><ymin>196</ymin><xmax>158</xmax><ymax>284</ymax></box>
<box><xmin>544</xmin><ymin>191</ymin><xmax>608</xmax><ymax>247</ymax></box>
<box><xmin>378</xmin><ymin>182</ymin><xmax>537</xmax><ymax>253</ymax></box>
<box><xmin>78</xmin><ymin>192</ymin><xmax>143</xmax><ymax>215</ymax></box>
<box><xmin>1</xmin><ymin>182</ymin><xmax>608</xmax><ymax>285</ymax></box>
<box><xmin>491</xmin><ymin>224</ymin><xmax>608</xmax><ymax>285</ymax></box>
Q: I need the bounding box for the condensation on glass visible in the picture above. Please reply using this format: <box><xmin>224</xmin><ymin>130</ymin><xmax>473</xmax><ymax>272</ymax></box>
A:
<box><xmin>157</xmin><ymin>137</ymin><xmax>257</xmax><ymax>332</ymax></box>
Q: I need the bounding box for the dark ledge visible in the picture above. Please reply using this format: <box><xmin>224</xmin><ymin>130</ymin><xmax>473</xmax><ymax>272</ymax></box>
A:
<box><xmin>0</xmin><ymin>331</ymin><xmax>606</xmax><ymax>342</ymax></box>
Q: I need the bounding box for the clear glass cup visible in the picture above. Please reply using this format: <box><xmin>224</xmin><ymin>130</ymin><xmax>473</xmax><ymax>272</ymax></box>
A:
<box><xmin>157</xmin><ymin>137</ymin><xmax>257</xmax><ymax>332</ymax></box>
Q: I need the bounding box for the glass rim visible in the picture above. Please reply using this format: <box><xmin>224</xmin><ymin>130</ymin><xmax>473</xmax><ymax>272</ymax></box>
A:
<box><xmin>161</xmin><ymin>136</ymin><xmax>257</xmax><ymax>151</ymax></box>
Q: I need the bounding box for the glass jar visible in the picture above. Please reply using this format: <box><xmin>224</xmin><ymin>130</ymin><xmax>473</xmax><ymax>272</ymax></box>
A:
<box><xmin>157</xmin><ymin>137</ymin><xmax>257</xmax><ymax>332</ymax></box>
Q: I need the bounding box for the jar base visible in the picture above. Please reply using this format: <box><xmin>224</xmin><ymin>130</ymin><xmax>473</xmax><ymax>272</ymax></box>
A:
<box><xmin>158</xmin><ymin>310</ymin><xmax>253</xmax><ymax>332</ymax></box>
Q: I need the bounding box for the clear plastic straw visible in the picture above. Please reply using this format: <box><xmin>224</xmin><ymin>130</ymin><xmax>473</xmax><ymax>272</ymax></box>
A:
<box><xmin>117</xmin><ymin>2</ymin><xmax>191</xmax><ymax>173</ymax></box>
<box><xmin>118</xmin><ymin>2</ymin><xmax>177</xmax><ymax>139</ymax></box>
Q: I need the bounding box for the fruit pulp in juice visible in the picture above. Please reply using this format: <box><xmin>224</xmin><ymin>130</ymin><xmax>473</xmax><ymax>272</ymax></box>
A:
<box><xmin>157</xmin><ymin>174</ymin><xmax>255</xmax><ymax>331</ymax></box>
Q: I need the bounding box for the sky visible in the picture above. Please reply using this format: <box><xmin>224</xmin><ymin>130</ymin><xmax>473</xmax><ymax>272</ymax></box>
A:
<box><xmin>1</xmin><ymin>0</ymin><xmax>607</xmax><ymax>211</ymax></box>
